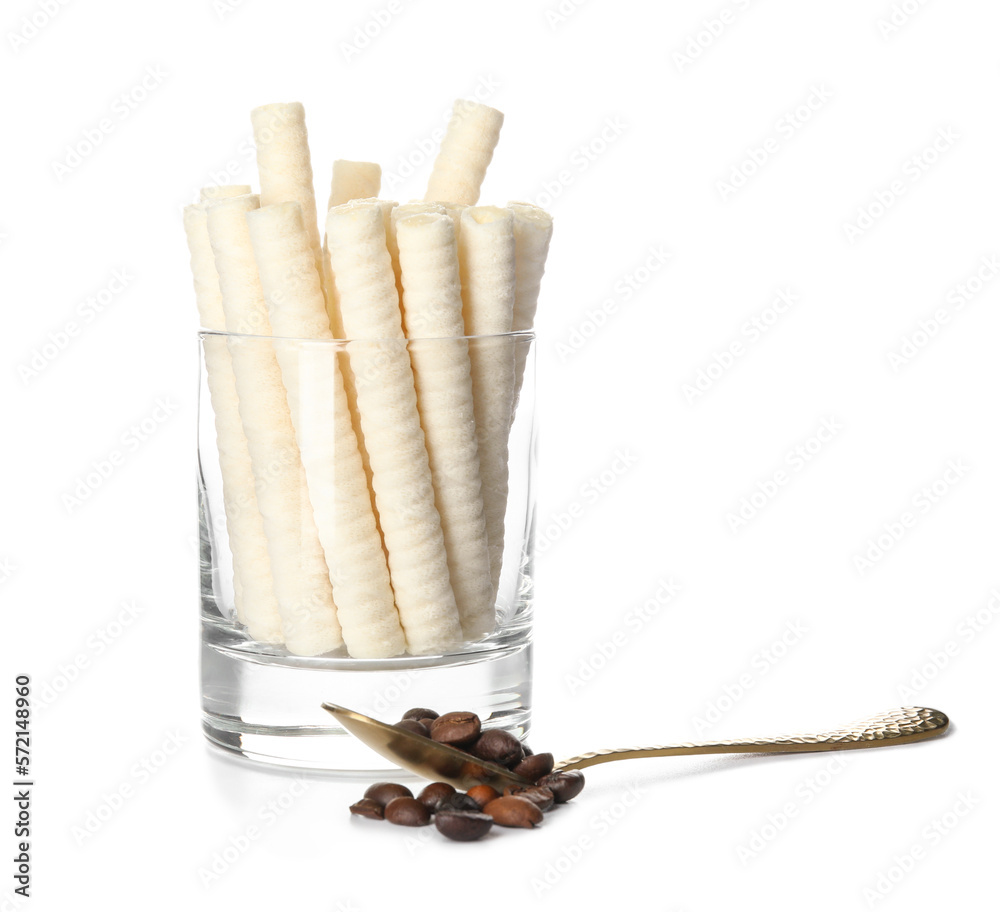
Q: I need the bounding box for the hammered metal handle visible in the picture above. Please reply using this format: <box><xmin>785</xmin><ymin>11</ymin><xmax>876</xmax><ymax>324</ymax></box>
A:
<box><xmin>555</xmin><ymin>706</ymin><xmax>949</xmax><ymax>771</ymax></box>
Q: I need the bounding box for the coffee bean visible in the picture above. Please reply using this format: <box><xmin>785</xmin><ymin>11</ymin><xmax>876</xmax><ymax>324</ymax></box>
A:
<box><xmin>512</xmin><ymin>752</ymin><xmax>554</xmax><ymax>782</ymax></box>
<box><xmin>402</xmin><ymin>707</ymin><xmax>439</xmax><ymax>722</ymax></box>
<box><xmin>430</xmin><ymin>711</ymin><xmax>481</xmax><ymax>747</ymax></box>
<box><xmin>349</xmin><ymin>798</ymin><xmax>384</xmax><ymax>820</ymax></box>
<box><xmin>437</xmin><ymin>792</ymin><xmax>481</xmax><ymax>812</ymax></box>
<box><xmin>521</xmin><ymin>743</ymin><xmax>534</xmax><ymax>757</ymax></box>
<box><xmin>459</xmin><ymin>759</ymin><xmax>493</xmax><ymax>783</ymax></box>
<box><xmin>504</xmin><ymin>785</ymin><xmax>555</xmax><ymax>812</ymax></box>
<box><xmin>537</xmin><ymin>770</ymin><xmax>585</xmax><ymax>803</ymax></box>
<box><xmin>417</xmin><ymin>782</ymin><xmax>455</xmax><ymax>811</ymax></box>
<box><xmin>482</xmin><ymin>796</ymin><xmax>544</xmax><ymax>828</ymax></box>
<box><xmin>434</xmin><ymin>809</ymin><xmax>494</xmax><ymax>842</ymax></box>
<box><xmin>393</xmin><ymin>719</ymin><xmax>430</xmax><ymax>737</ymax></box>
<box><xmin>466</xmin><ymin>784</ymin><xmax>501</xmax><ymax>809</ymax></box>
<box><xmin>363</xmin><ymin>782</ymin><xmax>413</xmax><ymax>807</ymax></box>
<box><xmin>383</xmin><ymin>796</ymin><xmax>431</xmax><ymax>827</ymax></box>
<box><xmin>469</xmin><ymin>729</ymin><xmax>524</xmax><ymax>768</ymax></box>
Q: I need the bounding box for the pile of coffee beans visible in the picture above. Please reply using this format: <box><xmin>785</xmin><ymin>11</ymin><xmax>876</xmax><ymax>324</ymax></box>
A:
<box><xmin>348</xmin><ymin>707</ymin><xmax>585</xmax><ymax>842</ymax></box>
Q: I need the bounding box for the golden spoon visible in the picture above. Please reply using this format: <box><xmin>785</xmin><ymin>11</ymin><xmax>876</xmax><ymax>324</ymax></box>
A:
<box><xmin>320</xmin><ymin>703</ymin><xmax>949</xmax><ymax>790</ymax></box>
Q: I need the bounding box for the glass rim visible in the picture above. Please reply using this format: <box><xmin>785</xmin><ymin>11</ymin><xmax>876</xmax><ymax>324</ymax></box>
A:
<box><xmin>198</xmin><ymin>328</ymin><xmax>536</xmax><ymax>345</ymax></box>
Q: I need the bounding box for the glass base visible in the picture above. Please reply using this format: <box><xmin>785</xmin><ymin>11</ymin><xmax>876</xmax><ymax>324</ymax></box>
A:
<box><xmin>200</xmin><ymin>618</ymin><xmax>532</xmax><ymax>773</ymax></box>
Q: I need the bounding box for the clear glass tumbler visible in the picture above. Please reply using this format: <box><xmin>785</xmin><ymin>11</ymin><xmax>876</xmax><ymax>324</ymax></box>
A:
<box><xmin>198</xmin><ymin>331</ymin><xmax>536</xmax><ymax>772</ymax></box>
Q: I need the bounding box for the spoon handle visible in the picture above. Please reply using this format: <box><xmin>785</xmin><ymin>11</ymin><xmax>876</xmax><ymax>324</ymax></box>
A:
<box><xmin>555</xmin><ymin>706</ymin><xmax>949</xmax><ymax>772</ymax></box>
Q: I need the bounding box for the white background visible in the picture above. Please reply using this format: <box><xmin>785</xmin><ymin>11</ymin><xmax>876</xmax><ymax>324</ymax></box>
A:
<box><xmin>2</xmin><ymin>0</ymin><xmax>997</xmax><ymax>908</ymax></box>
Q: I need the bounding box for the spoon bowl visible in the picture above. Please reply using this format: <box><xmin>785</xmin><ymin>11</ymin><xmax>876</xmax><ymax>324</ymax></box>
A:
<box><xmin>322</xmin><ymin>703</ymin><xmax>532</xmax><ymax>790</ymax></box>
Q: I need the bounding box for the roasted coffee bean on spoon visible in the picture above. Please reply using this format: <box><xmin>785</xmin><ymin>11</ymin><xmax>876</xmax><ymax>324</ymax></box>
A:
<box><xmin>459</xmin><ymin>758</ymin><xmax>493</xmax><ymax>783</ymax></box>
<box><xmin>429</xmin><ymin>711</ymin><xmax>482</xmax><ymax>747</ymax></box>
<box><xmin>469</xmin><ymin>729</ymin><xmax>524</xmax><ymax>768</ymax></box>
<box><xmin>393</xmin><ymin>719</ymin><xmax>430</xmax><ymax>737</ymax></box>
<box><xmin>402</xmin><ymin>707</ymin><xmax>438</xmax><ymax>722</ymax></box>
<box><xmin>512</xmin><ymin>752</ymin><xmax>553</xmax><ymax>782</ymax></box>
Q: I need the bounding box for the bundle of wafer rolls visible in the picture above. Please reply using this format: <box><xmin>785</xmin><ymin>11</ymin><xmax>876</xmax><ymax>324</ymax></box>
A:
<box><xmin>185</xmin><ymin>99</ymin><xmax>553</xmax><ymax>658</ymax></box>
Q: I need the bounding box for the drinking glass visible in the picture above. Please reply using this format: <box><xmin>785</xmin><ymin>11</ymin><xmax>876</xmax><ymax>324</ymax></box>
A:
<box><xmin>198</xmin><ymin>331</ymin><xmax>536</xmax><ymax>772</ymax></box>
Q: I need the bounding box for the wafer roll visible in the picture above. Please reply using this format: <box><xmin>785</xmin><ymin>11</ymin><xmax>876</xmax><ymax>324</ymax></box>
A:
<box><xmin>325</xmin><ymin>164</ymin><xmax>383</xmax><ymax>327</ymax></box>
<box><xmin>391</xmin><ymin>201</ymin><xmax>446</xmax><ymax>231</ymax></box>
<box><xmin>425</xmin><ymin>100</ymin><xmax>504</xmax><ymax>205</ymax></box>
<box><xmin>326</xmin><ymin>198</ymin><xmax>398</xmax><ymax>319</ymax></box>
<box><xmin>390</xmin><ymin>202</ymin><xmax>445</xmax><ymax>268</ymax></box>
<box><xmin>378</xmin><ymin>199</ymin><xmax>403</xmax><ymax>300</ymax></box>
<box><xmin>246</xmin><ymin>201</ymin><xmax>406</xmax><ymax>658</ymax></box>
<box><xmin>207</xmin><ymin>194</ymin><xmax>341</xmax><ymax>656</ymax></box>
<box><xmin>442</xmin><ymin>203</ymin><xmax>467</xmax><ymax>241</ymax></box>
<box><xmin>200</xmin><ymin>184</ymin><xmax>252</xmax><ymax>202</ymax></box>
<box><xmin>185</xmin><ymin>202</ymin><xmax>229</xmax><ymax>334</ymax></box>
<box><xmin>324</xmin><ymin>198</ymin><xmax>396</xmax><ymax>541</ymax></box>
<box><xmin>250</xmin><ymin>103</ymin><xmax>322</xmax><ymax>281</ymax></box>
<box><xmin>508</xmin><ymin>201</ymin><xmax>552</xmax><ymax>424</ymax></box>
<box><xmin>396</xmin><ymin>212</ymin><xmax>494</xmax><ymax>638</ymax></box>
<box><xmin>458</xmin><ymin>206</ymin><xmax>517</xmax><ymax>600</ymax></box>
<box><xmin>326</xmin><ymin>202</ymin><xmax>463</xmax><ymax>655</ymax></box>
<box><xmin>184</xmin><ymin>202</ymin><xmax>283</xmax><ymax>642</ymax></box>
<box><xmin>328</xmin><ymin>160</ymin><xmax>381</xmax><ymax>210</ymax></box>
<box><xmin>508</xmin><ymin>202</ymin><xmax>553</xmax><ymax>332</ymax></box>
<box><xmin>389</xmin><ymin>201</ymin><xmax>447</xmax><ymax>286</ymax></box>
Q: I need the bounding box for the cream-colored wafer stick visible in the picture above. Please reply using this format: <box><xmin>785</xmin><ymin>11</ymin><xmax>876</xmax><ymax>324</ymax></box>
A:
<box><xmin>327</xmin><ymin>160</ymin><xmax>381</xmax><ymax>210</ymax></box>
<box><xmin>326</xmin><ymin>202</ymin><xmax>463</xmax><ymax>655</ymax></box>
<box><xmin>185</xmin><ymin>203</ymin><xmax>230</xmax><ymax>335</ymax></box>
<box><xmin>324</xmin><ymin>197</ymin><xmax>396</xmax><ymax>541</ymax></box>
<box><xmin>389</xmin><ymin>201</ymin><xmax>447</xmax><ymax>284</ymax></box>
<box><xmin>327</xmin><ymin>197</ymin><xmax>400</xmax><ymax>311</ymax></box>
<box><xmin>387</xmin><ymin>202</ymin><xmax>445</xmax><ymax>300</ymax></box>
<box><xmin>396</xmin><ymin>212</ymin><xmax>494</xmax><ymax>638</ymax></box>
<box><xmin>338</xmin><ymin>199</ymin><xmax>402</xmax><ymax>503</ymax></box>
<box><xmin>508</xmin><ymin>202</ymin><xmax>553</xmax><ymax>332</ymax></box>
<box><xmin>376</xmin><ymin>199</ymin><xmax>403</xmax><ymax>300</ymax></box>
<box><xmin>250</xmin><ymin>103</ymin><xmax>323</xmax><ymax>281</ymax></box>
<box><xmin>183</xmin><ymin>202</ymin><xmax>282</xmax><ymax>643</ymax></box>
<box><xmin>200</xmin><ymin>184</ymin><xmax>252</xmax><ymax>202</ymax></box>
<box><xmin>425</xmin><ymin>100</ymin><xmax>504</xmax><ymax>205</ymax></box>
<box><xmin>207</xmin><ymin>194</ymin><xmax>342</xmax><ymax>656</ymax></box>
<box><xmin>458</xmin><ymin>206</ymin><xmax>517</xmax><ymax>600</ymax></box>
<box><xmin>324</xmin><ymin>165</ymin><xmax>383</xmax><ymax>328</ymax></box>
<box><xmin>391</xmin><ymin>201</ymin><xmax>446</xmax><ymax>231</ymax></box>
<box><xmin>246</xmin><ymin>202</ymin><xmax>406</xmax><ymax>658</ymax></box>
<box><xmin>507</xmin><ymin>201</ymin><xmax>553</xmax><ymax>424</ymax></box>
<box><xmin>442</xmin><ymin>203</ymin><xmax>466</xmax><ymax>241</ymax></box>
